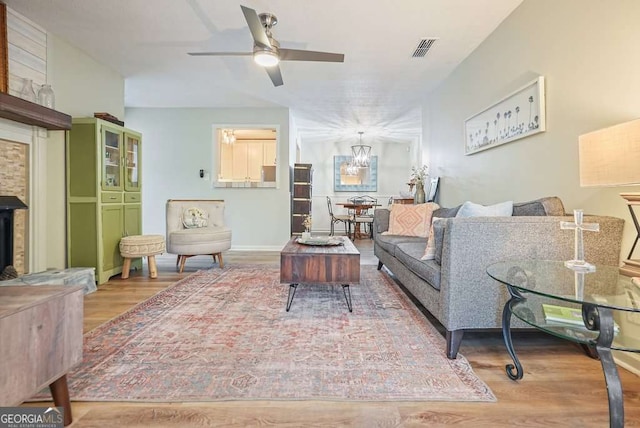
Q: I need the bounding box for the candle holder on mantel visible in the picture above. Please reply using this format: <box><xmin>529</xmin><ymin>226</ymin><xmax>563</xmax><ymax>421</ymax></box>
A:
<box><xmin>560</xmin><ymin>209</ymin><xmax>599</xmax><ymax>272</ymax></box>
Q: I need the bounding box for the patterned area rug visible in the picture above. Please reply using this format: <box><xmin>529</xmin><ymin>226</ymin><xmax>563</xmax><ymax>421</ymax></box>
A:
<box><xmin>44</xmin><ymin>265</ymin><xmax>495</xmax><ymax>402</ymax></box>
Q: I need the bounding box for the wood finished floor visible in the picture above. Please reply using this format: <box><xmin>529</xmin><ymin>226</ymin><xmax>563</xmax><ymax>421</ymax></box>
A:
<box><xmin>25</xmin><ymin>238</ymin><xmax>640</xmax><ymax>427</ymax></box>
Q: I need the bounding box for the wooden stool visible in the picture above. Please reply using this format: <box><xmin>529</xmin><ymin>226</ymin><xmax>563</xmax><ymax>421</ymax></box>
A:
<box><xmin>119</xmin><ymin>235</ymin><xmax>166</xmax><ymax>279</ymax></box>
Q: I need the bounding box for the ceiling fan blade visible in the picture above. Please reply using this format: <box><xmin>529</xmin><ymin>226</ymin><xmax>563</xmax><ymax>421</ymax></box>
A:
<box><xmin>279</xmin><ymin>49</ymin><xmax>345</xmax><ymax>63</ymax></box>
<box><xmin>265</xmin><ymin>65</ymin><xmax>283</xmax><ymax>87</ymax></box>
<box><xmin>240</xmin><ymin>5</ymin><xmax>271</xmax><ymax>48</ymax></box>
<box><xmin>188</xmin><ymin>52</ymin><xmax>252</xmax><ymax>56</ymax></box>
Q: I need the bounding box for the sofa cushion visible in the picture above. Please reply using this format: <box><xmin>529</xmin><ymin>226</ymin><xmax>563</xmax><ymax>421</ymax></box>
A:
<box><xmin>456</xmin><ymin>200</ymin><xmax>513</xmax><ymax>217</ymax></box>
<box><xmin>171</xmin><ymin>226</ymin><xmax>231</xmax><ymax>245</ymax></box>
<box><xmin>376</xmin><ymin>233</ymin><xmax>424</xmax><ymax>256</ymax></box>
<box><xmin>383</xmin><ymin>202</ymin><xmax>439</xmax><ymax>237</ymax></box>
<box><xmin>513</xmin><ymin>196</ymin><xmax>565</xmax><ymax>216</ymax></box>
<box><xmin>396</xmin><ymin>242</ymin><xmax>441</xmax><ymax>290</ymax></box>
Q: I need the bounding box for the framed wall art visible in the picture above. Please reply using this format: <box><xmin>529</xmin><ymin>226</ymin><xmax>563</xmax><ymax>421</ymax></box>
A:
<box><xmin>464</xmin><ymin>76</ymin><xmax>546</xmax><ymax>155</ymax></box>
<box><xmin>334</xmin><ymin>155</ymin><xmax>378</xmax><ymax>192</ymax></box>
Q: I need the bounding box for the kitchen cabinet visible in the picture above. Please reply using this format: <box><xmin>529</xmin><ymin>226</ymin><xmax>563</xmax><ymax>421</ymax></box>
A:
<box><xmin>220</xmin><ymin>140</ymin><xmax>275</xmax><ymax>182</ymax></box>
<box><xmin>66</xmin><ymin>118</ymin><xmax>143</xmax><ymax>284</ymax></box>
<box><xmin>263</xmin><ymin>140</ymin><xmax>276</xmax><ymax>166</ymax></box>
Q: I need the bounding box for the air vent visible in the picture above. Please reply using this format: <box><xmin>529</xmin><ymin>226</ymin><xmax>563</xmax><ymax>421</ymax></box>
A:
<box><xmin>412</xmin><ymin>38</ymin><xmax>438</xmax><ymax>58</ymax></box>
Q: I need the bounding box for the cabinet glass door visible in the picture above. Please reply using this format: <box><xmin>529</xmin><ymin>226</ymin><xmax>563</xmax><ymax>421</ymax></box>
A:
<box><xmin>102</xmin><ymin>126</ymin><xmax>122</xmax><ymax>191</ymax></box>
<box><xmin>124</xmin><ymin>133</ymin><xmax>141</xmax><ymax>191</ymax></box>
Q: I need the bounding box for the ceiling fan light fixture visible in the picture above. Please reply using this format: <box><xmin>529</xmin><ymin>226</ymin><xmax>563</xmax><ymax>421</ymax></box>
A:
<box><xmin>254</xmin><ymin>50</ymin><xmax>279</xmax><ymax>67</ymax></box>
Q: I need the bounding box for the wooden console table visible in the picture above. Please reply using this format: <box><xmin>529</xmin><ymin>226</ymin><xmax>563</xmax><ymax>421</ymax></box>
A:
<box><xmin>0</xmin><ymin>285</ymin><xmax>84</xmax><ymax>426</ymax></box>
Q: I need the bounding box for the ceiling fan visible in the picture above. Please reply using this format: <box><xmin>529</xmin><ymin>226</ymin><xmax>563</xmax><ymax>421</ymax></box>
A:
<box><xmin>188</xmin><ymin>5</ymin><xmax>345</xmax><ymax>87</ymax></box>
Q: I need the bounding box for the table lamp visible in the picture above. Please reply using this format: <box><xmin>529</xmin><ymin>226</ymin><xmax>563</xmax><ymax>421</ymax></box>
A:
<box><xmin>578</xmin><ymin>118</ymin><xmax>640</xmax><ymax>276</ymax></box>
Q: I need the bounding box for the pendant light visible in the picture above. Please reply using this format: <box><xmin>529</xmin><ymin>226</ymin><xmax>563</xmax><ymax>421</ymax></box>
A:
<box><xmin>351</xmin><ymin>131</ymin><xmax>371</xmax><ymax>168</ymax></box>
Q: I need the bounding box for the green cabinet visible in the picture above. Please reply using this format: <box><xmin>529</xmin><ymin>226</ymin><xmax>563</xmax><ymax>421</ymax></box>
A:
<box><xmin>124</xmin><ymin>203</ymin><xmax>142</xmax><ymax>237</ymax></box>
<box><xmin>101</xmin><ymin>204</ymin><xmax>124</xmax><ymax>271</ymax></box>
<box><xmin>67</xmin><ymin>118</ymin><xmax>143</xmax><ymax>285</ymax></box>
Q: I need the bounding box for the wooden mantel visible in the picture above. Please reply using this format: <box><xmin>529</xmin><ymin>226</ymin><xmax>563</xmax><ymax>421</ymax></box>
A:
<box><xmin>0</xmin><ymin>91</ymin><xmax>71</xmax><ymax>130</ymax></box>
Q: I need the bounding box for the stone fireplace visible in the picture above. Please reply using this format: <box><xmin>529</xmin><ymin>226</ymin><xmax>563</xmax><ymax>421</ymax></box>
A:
<box><xmin>0</xmin><ymin>138</ymin><xmax>29</xmax><ymax>274</ymax></box>
<box><xmin>0</xmin><ymin>195</ymin><xmax>27</xmax><ymax>272</ymax></box>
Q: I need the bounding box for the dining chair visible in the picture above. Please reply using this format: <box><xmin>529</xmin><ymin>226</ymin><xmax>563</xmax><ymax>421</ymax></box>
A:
<box><xmin>427</xmin><ymin>177</ymin><xmax>440</xmax><ymax>202</ymax></box>
<box><xmin>351</xmin><ymin>195</ymin><xmax>377</xmax><ymax>239</ymax></box>
<box><xmin>326</xmin><ymin>196</ymin><xmax>352</xmax><ymax>236</ymax></box>
<box><xmin>346</xmin><ymin>195</ymin><xmax>365</xmax><ymax>220</ymax></box>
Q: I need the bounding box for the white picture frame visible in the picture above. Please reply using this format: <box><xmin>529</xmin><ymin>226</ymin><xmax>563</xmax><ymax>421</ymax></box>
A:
<box><xmin>464</xmin><ymin>76</ymin><xmax>546</xmax><ymax>155</ymax></box>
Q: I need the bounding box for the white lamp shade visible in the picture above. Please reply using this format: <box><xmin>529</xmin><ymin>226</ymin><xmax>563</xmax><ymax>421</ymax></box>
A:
<box><xmin>579</xmin><ymin>118</ymin><xmax>640</xmax><ymax>187</ymax></box>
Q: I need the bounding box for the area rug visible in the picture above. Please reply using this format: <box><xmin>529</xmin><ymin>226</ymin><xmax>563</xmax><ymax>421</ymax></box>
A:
<box><xmin>39</xmin><ymin>265</ymin><xmax>495</xmax><ymax>402</ymax></box>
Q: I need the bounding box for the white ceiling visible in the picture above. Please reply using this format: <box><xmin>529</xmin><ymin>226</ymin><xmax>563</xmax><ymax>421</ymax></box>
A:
<box><xmin>4</xmin><ymin>0</ymin><xmax>523</xmax><ymax>143</ymax></box>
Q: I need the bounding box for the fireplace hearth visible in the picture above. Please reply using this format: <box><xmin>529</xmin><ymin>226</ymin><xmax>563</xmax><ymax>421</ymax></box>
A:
<box><xmin>0</xmin><ymin>196</ymin><xmax>28</xmax><ymax>272</ymax></box>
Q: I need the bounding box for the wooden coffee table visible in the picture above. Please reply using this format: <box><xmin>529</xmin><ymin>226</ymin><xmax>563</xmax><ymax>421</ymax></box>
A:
<box><xmin>280</xmin><ymin>236</ymin><xmax>360</xmax><ymax>312</ymax></box>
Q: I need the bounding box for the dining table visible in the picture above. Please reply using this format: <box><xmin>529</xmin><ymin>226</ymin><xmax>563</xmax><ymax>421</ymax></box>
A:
<box><xmin>336</xmin><ymin>202</ymin><xmax>381</xmax><ymax>239</ymax></box>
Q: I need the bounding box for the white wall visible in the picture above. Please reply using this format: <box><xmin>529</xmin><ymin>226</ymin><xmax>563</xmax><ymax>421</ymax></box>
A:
<box><xmin>424</xmin><ymin>0</ymin><xmax>640</xmax><ymax>373</ymax></box>
<box><xmin>299</xmin><ymin>136</ymin><xmax>415</xmax><ymax>233</ymax></box>
<box><xmin>125</xmin><ymin>107</ymin><xmax>291</xmax><ymax>250</ymax></box>
<box><xmin>49</xmin><ymin>35</ymin><xmax>125</xmax><ymax>119</ymax></box>
<box><xmin>44</xmin><ymin>34</ymin><xmax>125</xmax><ymax>269</ymax></box>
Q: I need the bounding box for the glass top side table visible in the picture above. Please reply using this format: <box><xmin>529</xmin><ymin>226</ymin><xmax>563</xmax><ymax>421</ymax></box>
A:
<box><xmin>487</xmin><ymin>260</ymin><xmax>640</xmax><ymax>428</ymax></box>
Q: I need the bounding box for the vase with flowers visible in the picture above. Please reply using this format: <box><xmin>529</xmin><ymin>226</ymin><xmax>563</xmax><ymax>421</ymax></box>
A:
<box><xmin>302</xmin><ymin>215</ymin><xmax>312</xmax><ymax>240</ymax></box>
<box><xmin>409</xmin><ymin>165</ymin><xmax>429</xmax><ymax>204</ymax></box>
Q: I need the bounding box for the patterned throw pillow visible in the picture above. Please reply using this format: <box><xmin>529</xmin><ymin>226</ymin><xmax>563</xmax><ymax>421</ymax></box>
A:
<box><xmin>182</xmin><ymin>207</ymin><xmax>208</xmax><ymax>229</ymax></box>
<box><xmin>421</xmin><ymin>217</ymin><xmax>442</xmax><ymax>260</ymax></box>
<box><xmin>382</xmin><ymin>202</ymin><xmax>439</xmax><ymax>237</ymax></box>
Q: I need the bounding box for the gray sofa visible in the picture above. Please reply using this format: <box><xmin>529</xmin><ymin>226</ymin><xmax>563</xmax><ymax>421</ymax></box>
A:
<box><xmin>373</xmin><ymin>197</ymin><xmax>624</xmax><ymax>359</ymax></box>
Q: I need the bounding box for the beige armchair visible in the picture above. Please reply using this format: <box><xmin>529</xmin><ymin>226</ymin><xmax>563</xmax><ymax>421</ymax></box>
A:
<box><xmin>166</xmin><ymin>199</ymin><xmax>232</xmax><ymax>272</ymax></box>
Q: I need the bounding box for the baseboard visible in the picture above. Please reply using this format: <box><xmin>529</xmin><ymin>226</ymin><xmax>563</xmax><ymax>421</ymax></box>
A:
<box><xmin>614</xmin><ymin>351</ymin><xmax>640</xmax><ymax>377</ymax></box>
<box><xmin>229</xmin><ymin>246</ymin><xmax>285</xmax><ymax>252</ymax></box>
<box><xmin>620</xmin><ymin>259</ymin><xmax>640</xmax><ymax>277</ymax></box>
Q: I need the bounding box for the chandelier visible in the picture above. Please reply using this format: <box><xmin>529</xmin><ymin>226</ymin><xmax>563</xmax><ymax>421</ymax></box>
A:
<box><xmin>222</xmin><ymin>129</ymin><xmax>236</xmax><ymax>144</ymax></box>
<box><xmin>351</xmin><ymin>131</ymin><xmax>371</xmax><ymax>168</ymax></box>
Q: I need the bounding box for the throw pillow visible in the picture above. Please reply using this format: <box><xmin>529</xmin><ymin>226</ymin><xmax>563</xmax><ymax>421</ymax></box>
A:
<box><xmin>382</xmin><ymin>202</ymin><xmax>439</xmax><ymax>237</ymax></box>
<box><xmin>182</xmin><ymin>207</ymin><xmax>208</xmax><ymax>229</ymax></box>
<box><xmin>512</xmin><ymin>196</ymin><xmax>566</xmax><ymax>216</ymax></box>
<box><xmin>455</xmin><ymin>200</ymin><xmax>513</xmax><ymax>217</ymax></box>
<box><xmin>433</xmin><ymin>205</ymin><xmax>460</xmax><ymax>218</ymax></box>
<box><xmin>512</xmin><ymin>199</ymin><xmax>547</xmax><ymax>216</ymax></box>
<box><xmin>421</xmin><ymin>217</ymin><xmax>442</xmax><ymax>260</ymax></box>
<box><xmin>433</xmin><ymin>219</ymin><xmax>446</xmax><ymax>265</ymax></box>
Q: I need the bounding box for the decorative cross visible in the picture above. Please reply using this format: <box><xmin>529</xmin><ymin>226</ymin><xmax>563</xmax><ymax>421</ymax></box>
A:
<box><xmin>560</xmin><ymin>209</ymin><xmax>599</xmax><ymax>272</ymax></box>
